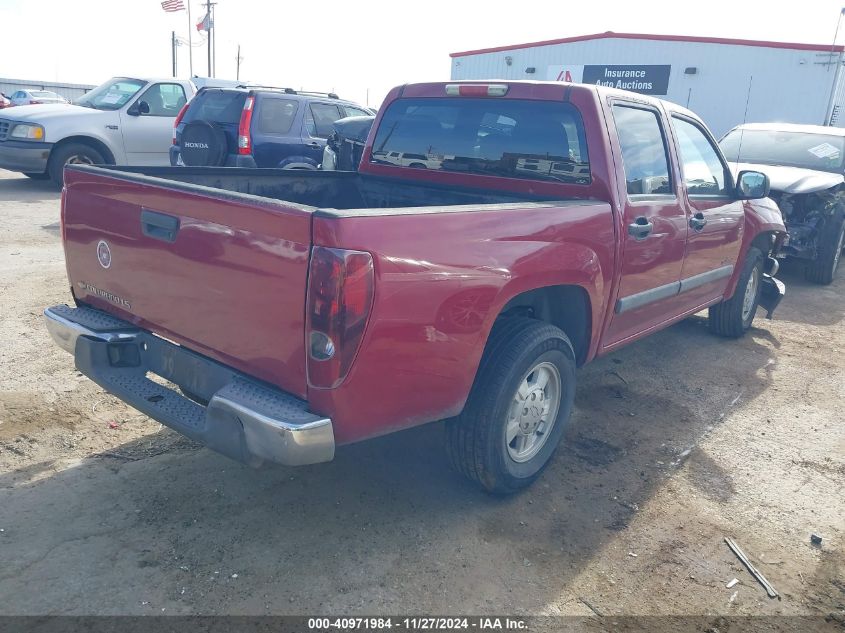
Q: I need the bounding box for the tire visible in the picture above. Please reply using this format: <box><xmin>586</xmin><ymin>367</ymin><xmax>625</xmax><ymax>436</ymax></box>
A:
<box><xmin>24</xmin><ymin>172</ymin><xmax>49</xmax><ymax>180</ymax></box>
<box><xmin>804</xmin><ymin>216</ymin><xmax>845</xmax><ymax>285</ymax></box>
<box><xmin>445</xmin><ymin>317</ymin><xmax>577</xmax><ymax>494</ymax></box>
<box><xmin>48</xmin><ymin>142</ymin><xmax>105</xmax><ymax>187</ymax></box>
<box><xmin>708</xmin><ymin>246</ymin><xmax>764</xmax><ymax>338</ymax></box>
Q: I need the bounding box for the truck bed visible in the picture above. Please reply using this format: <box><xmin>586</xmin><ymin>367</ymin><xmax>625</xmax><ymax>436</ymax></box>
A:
<box><xmin>87</xmin><ymin>165</ymin><xmax>566</xmax><ymax>212</ymax></box>
<box><xmin>61</xmin><ymin>165</ymin><xmax>593</xmax><ymax>403</ymax></box>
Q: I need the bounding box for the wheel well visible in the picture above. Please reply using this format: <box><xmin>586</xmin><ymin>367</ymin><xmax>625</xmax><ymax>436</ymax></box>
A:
<box><xmin>497</xmin><ymin>285</ymin><xmax>591</xmax><ymax>365</ymax></box>
<box><xmin>750</xmin><ymin>231</ymin><xmax>778</xmax><ymax>257</ymax></box>
<box><xmin>51</xmin><ymin>136</ymin><xmax>116</xmax><ymax>165</ymax></box>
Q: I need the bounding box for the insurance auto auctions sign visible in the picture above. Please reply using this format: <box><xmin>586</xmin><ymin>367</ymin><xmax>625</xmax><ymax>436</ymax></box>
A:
<box><xmin>547</xmin><ymin>64</ymin><xmax>671</xmax><ymax>95</ymax></box>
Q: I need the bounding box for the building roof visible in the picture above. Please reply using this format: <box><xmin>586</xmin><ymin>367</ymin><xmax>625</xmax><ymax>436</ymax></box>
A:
<box><xmin>450</xmin><ymin>31</ymin><xmax>844</xmax><ymax>58</ymax></box>
<box><xmin>732</xmin><ymin>122</ymin><xmax>845</xmax><ymax>136</ymax></box>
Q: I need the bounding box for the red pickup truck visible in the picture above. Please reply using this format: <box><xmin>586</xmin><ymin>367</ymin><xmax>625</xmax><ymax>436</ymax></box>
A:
<box><xmin>46</xmin><ymin>81</ymin><xmax>786</xmax><ymax>493</ymax></box>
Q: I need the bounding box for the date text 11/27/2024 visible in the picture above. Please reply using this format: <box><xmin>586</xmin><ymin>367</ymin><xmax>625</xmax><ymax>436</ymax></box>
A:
<box><xmin>307</xmin><ymin>618</ymin><xmax>528</xmax><ymax>630</ymax></box>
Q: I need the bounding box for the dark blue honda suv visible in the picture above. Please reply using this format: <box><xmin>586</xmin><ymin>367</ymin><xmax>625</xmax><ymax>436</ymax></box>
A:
<box><xmin>170</xmin><ymin>85</ymin><xmax>374</xmax><ymax>169</ymax></box>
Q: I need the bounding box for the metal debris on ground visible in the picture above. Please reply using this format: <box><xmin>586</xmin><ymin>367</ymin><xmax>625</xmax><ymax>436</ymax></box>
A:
<box><xmin>579</xmin><ymin>597</ymin><xmax>604</xmax><ymax>617</ymax></box>
<box><xmin>724</xmin><ymin>537</ymin><xmax>780</xmax><ymax>600</ymax></box>
<box><xmin>810</xmin><ymin>533</ymin><xmax>822</xmax><ymax>546</ymax></box>
<box><xmin>726</xmin><ymin>578</ymin><xmax>739</xmax><ymax>589</ymax></box>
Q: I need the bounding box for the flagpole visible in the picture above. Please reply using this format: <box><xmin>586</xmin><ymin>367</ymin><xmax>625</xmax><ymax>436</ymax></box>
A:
<box><xmin>206</xmin><ymin>0</ymin><xmax>212</xmax><ymax>77</ymax></box>
<box><xmin>186</xmin><ymin>1</ymin><xmax>193</xmax><ymax>76</ymax></box>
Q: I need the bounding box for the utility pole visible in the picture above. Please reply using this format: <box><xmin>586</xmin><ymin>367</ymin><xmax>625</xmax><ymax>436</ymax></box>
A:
<box><xmin>236</xmin><ymin>44</ymin><xmax>243</xmax><ymax>81</ymax></box>
<box><xmin>825</xmin><ymin>8</ymin><xmax>845</xmax><ymax>124</ymax></box>
<box><xmin>212</xmin><ymin>2</ymin><xmax>217</xmax><ymax>77</ymax></box>
<box><xmin>206</xmin><ymin>0</ymin><xmax>213</xmax><ymax>77</ymax></box>
<box><xmin>171</xmin><ymin>31</ymin><xmax>177</xmax><ymax>78</ymax></box>
<box><xmin>186</xmin><ymin>2</ymin><xmax>193</xmax><ymax>76</ymax></box>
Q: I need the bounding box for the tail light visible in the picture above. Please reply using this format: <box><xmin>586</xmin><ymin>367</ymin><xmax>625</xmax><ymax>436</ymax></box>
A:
<box><xmin>237</xmin><ymin>95</ymin><xmax>255</xmax><ymax>155</ymax></box>
<box><xmin>306</xmin><ymin>247</ymin><xmax>374</xmax><ymax>389</ymax></box>
<box><xmin>172</xmin><ymin>101</ymin><xmax>190</xmax><ymax>145</ymax></box>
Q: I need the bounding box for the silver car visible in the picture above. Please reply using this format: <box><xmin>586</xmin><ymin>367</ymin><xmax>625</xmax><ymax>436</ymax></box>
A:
<box><xmin>8</xmin><ymin>89</ymin><xmax>68</xmax><ymax>106</ymax></box>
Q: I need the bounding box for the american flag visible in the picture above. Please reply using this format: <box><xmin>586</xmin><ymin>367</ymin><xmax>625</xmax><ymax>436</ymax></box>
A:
<box><xmin>161</xmin><ymin>0</ymin><xmax>185</xmax><ymax>12</ymax></box>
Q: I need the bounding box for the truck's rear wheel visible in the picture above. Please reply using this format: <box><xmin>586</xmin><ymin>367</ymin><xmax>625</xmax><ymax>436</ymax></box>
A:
<box><xmin>48</xmin><ymin>143</ymin><xmax>105</xmax><ymax>187</ymax></box>
<box><xmin>805</xmin><ymin>216</ymin><xmax>845</xmax><ymax>285</ymax></box>
<box><xmin>708</xmin><ymin>246</ymin><xmax>763</xmax><ymax>338</ymax></box>
<box><xmin>445</xmin><ymin>317</ymin><xmax>576</xmax><ymax>494</ymax></box>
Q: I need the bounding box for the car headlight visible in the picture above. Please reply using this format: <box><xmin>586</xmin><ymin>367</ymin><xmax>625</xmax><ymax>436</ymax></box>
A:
<box><xmin>10</xmin><ymin>124</ymin><xmax>45</xmax><ymax>140</ymax></box>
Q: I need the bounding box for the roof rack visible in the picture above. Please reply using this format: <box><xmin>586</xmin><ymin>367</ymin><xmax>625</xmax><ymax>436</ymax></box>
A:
<box><xmin>234</xmin><ymin>85</ymin><xmax>340</xmax><ymax>99</ymax></box>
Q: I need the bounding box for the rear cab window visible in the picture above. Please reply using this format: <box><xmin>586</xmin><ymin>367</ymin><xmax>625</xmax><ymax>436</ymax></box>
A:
<box><xmin>368</xmin><ymin>97</ymin><xmax>590</xmax><ymax>184</ymax></box>
<box><xmin>182</xmin><ymin>89</ymin><xmax>247</xmax><ymax>125</ymax></box>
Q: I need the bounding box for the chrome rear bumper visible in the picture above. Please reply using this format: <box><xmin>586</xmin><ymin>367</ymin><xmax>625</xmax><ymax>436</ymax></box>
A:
<box><xmin>44</xmin><ymin>305</ymin><xmax>334</xmax><ymax>467</ymax></box>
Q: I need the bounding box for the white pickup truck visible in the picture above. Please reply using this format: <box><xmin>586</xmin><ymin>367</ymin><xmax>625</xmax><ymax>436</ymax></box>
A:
<box><xmin>0</xmin><ymin>76</ymin><xmax>234</xmax><ymax>186</ymax></box>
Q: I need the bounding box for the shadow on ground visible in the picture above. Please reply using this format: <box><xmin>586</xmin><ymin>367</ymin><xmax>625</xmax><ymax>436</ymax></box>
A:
<box><xmin>0</xmin><ymin>315</ymin><xmax>780</xmax><ymax>615</ymax></box>
<box><xmin>773</xmin><ymin>259</ymin><xmax>845</xmax><ymax>327</ymax></box>
<box><xmin>0</xmin><ymin>172</ymin><xmax>60</xmax><ymax>203</ymax></box>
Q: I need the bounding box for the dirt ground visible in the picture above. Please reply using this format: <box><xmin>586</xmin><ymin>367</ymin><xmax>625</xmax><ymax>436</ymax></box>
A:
<box><xmin>0</xmin><ymin>169</ymin><xmax>842</xmax><ymax>620</ymax></box>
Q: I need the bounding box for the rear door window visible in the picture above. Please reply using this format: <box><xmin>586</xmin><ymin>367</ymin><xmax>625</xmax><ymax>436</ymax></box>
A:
<box><xmin>255</xmin><ymin>98</ymin><xmax>298</xmax><ymax>135</ymax></box>
<box><xmin>369</xmin><ymin>97</ymin><xmax>590</xmax><ymax>184</ymax></box>
<box><xmin>305</xmin><ymin>103</ymin><xmax>343</xmax><ymax>138</ymax></box>
<box><xmin>343</xmin><ymin>105</ymin><xmax>371</xmax><ymax>118</ymax></box>
<box><xmin>611</xmin><ymin>104</ymin><xmax>673</xmax><ymax>195</ymax></box>
<box><xmin>183</xmin><ymin>90</ymin><xmax>247</xmax><ymax>125</ymax></box>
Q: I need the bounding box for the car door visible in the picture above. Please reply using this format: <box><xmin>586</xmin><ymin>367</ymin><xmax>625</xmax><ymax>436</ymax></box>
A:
<box><xmin>603</xmin><ymin>102</ymin><xmax>689</xmax><ymax>347</ymax></box>
<box><xmin>670</xmin><ymin>115</ymin><xmax>743</xmax><ymax>310</ymax></box>
<box><xmin>301</xmin><ymin>102</ymin><xmax>343</xmax><ymax>167</ymax></box>
<box><xmin>251</xmin><ymin>96</ymin><xmax>301</xmax><ymax>168</ymax></box>
<box><xmin>119</xmin><ymin>82</ymin><xmax>188</xmax><ymax>165</ymax></box>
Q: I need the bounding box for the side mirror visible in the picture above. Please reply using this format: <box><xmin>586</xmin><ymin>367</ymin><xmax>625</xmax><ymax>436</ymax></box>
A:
<box><xmin>127</xmin><ymin>101</ymin><xmax>150</xmax><ymax>116</ymax></box>
<box><xmin>736</xmin><ymin>170</ymin><xmax>770</xmax><ymax>199</ymax></box>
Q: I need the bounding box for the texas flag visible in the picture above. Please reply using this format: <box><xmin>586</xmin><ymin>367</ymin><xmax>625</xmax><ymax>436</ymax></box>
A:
<box><xmin>196</xmin><ymin>12</ymin><xmax>213</xmax><ymax>32</ymax></box>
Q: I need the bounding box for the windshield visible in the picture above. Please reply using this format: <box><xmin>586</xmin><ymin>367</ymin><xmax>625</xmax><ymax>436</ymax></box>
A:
<box><xmin>720</xmin><ymin>129</ymin><xmax>845</xmax><ymax>174</ymax></box>
<box><xmin>75</xmin><ymin>77</ymin><xmax>147</xmax><ymax>111</ymax></box>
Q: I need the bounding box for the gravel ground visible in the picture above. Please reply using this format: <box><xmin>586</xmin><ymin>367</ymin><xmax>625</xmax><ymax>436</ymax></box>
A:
<box><xmin>0</xmin><ymin>169</ymin><xmax>842</xmax><ymax>621</ymax></box>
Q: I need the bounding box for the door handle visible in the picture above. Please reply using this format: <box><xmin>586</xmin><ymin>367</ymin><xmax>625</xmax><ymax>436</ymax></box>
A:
<box><xmin>689</xmin><ymin>212</ymin><xmax>707</xmax><ymax>231</ymax></box>
<box><xmin>628</xmin><ymin>216</ymin><xmax>654</xmax><ymax>240</ymax></box>
<box><xmin>141</xmin><ymin>209</ymin><xmax>180</xmax><ymax>243</ymax></box>
<box><xmin>307</xmin><ymin>142</ymin><xmax>321</xmax><ymax>148</ymax></box>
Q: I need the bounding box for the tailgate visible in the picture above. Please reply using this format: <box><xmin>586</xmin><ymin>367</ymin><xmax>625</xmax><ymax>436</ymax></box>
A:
<box><xmin>61</xmin><ymin>166</ymin><xmax>313</xmax><ymax>398</ymax></box>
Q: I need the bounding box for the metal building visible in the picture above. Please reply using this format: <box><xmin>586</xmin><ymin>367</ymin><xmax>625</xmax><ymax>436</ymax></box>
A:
<box><xmin>0</xmin><ymin>78</ymin><xmax>96</xmax><ymax>103</ymax></box>
<box><xmin>450</xmin><ymin>32</ymin><xmax>845</xmax><ymax>136</ymax></box>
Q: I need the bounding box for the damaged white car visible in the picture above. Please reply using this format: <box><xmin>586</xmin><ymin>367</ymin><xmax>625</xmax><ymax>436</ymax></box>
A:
<box><xmin>721</xmin><ymin>123</ymin><xmax>845</xmax><ymax>284</ymax></box>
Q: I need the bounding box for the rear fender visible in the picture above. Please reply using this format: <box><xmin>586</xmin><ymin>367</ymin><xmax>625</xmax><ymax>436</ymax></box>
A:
<box><xmin>480</xmin><ymin>244</ymin><xmax>606</xmax><ymax>366</ymax></box>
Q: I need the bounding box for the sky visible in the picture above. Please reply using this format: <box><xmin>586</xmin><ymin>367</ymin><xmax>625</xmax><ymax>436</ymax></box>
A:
<box><xmin>1</xmin><ymin>0</ymin><xmax>844</xmax><ymax>108</ymax></box>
